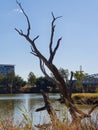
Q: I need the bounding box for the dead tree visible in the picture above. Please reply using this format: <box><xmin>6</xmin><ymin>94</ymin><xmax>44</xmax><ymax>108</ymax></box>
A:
<box><xmin>36</xmin><ymin>90</ymin><xmax>59</xmax><ymax>126</ymax></box>
<box><xmin>15</xmin><ymin>1</ymin><xmax>97</xmax><ymax>123</ymax></box>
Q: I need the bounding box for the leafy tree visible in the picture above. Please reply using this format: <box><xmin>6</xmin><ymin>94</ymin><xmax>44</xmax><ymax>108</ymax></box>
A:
<box><xmin>6</xmin><ymin>71</ymin><xmax>15</xmax><ymax>85</ymax></box>
<box><xmin>36</xmin><ymin>76</ymin><xmax>55</xmax><ymax>92</ymax></box>
<box><xmin>0</xmin><ymin>73</ymin><xmax>4</xmax><ymax>80</ymax></box>
<box><xmin>51</xmin><ymin>68</ymin><xmax>69</xmax><ymax>92</ymax></box>
<box><xmin>0</xmin><ymin>73</ymin><xmax>4</xmax><ymax>85</ymax></box>
<box><xmin>13</xmin><ymin>75</ymin><xmax>26</xmax><ymax>89</ymax></box>
<box><xmin>0</xmin><ymin>72</ymin><xmax>14</xmax><ymax>89</ymax></box>
<box><xmin>0</xmin><ymin>72</ymin><xmax>26</xmax><ymax>93</ymax></box>
<box><xmin>59</xmin><ymin>68</ymin><xmax>69</xmax><ymax>80</ymax></box>
<box><xmin>74</xmin><ymin>71</ymin><xmax>85</xmax><ymax>81</ymax></box>
<box><xmin>74</xmin><ymin>68</ymin><xmax>85</xmax><ymax>92</ymax></box>
<box><xmin>28</xmin><ymin>72</ymin><xmax>36</xmax><ymax>87</ymax></box>
<box><xmin>36</xmin><ymin>77</ymin><xmax>47</xmax><ymax>91</ymax></box>
<box><xmin>51</xmin><ymin>68</ymin><xmax>69</xmax><ymax>81</ymax></box>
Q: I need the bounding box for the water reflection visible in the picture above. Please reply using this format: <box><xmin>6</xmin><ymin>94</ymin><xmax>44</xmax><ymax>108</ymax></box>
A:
<box><xmin>0</xmin><ymin>100</ymin><xmax>14</xmax><ymax>118</ymax></box>
<box><xmin>0</xmin><ymin>94</ymin><xmax>60</xmax><ymax>125</ymax></box>
<box><xmin>0</xmin><ymin>94</ymin><xmax>97</xmax><ymax>126</ymax></box>
<box><xmin>13</xmin><ymin>94</ymin><xmax>43</xmax><ymax>124</ymax></box>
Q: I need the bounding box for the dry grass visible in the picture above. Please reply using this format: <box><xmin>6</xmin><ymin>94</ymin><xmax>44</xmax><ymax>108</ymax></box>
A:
<box><xmin>72</xmin><ymin>93</ymin><xmax>98</xmax><ymax>104</ymax></box>
<box><xmin>0</xmin><ymin>93</ymin><xmax>98</xmax><ymax>130</ymax></box>
<box><xmin>0</xmin><ymin>116</ymin><xmax>34</xmax><ymax>130</ymax></box>
<box><xmin>72</xmin><ymin>93</ymin><xmax>98</xmax><ymax>98</ymax></box>
<box><xmin>35</xmin><ymin>118</ymin><xmax>98</xmax><ymax>130</ymax></box>
<box><xmin>0</xmin><ymin>114</ymin><xmax>98</xmax><ymax>130</ymax></box>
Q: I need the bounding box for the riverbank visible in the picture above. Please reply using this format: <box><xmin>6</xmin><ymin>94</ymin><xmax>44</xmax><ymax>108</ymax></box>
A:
<box><xmin>72</xmin><ymin>93</ymin><xmax>98</xmax><ymax>104</ymax></box>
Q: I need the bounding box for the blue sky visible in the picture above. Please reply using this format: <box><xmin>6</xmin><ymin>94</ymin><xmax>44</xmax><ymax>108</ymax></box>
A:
<box><xmin>0</xmin><ymin>0</ymin><xmax>98</xmax><ymax>80</ymax></box>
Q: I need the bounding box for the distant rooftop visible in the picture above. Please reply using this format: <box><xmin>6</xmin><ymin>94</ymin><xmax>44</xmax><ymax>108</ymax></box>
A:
<box><xmin>0</xmin><ymin>64</ymin><xmax>15</xmax><ymax>66</ymax></box>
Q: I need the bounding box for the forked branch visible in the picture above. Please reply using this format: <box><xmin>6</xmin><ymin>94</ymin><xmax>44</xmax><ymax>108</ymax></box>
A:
<box><xmin>16</xmin><ymin>0</ymin><xmax>30</xmax><ymax>36</ymax></box>
<box><xmin>49</xmin><ymin>12</ymin><xmax>62</xmax><ymax>63</ymax></box>
<box><xmin>68</xmin><ymin>71</ymin><xmax>74</xmax><ymax>98</ymax></box>
<box><xmin>39</xmin><ymin>59</ymin><xmax>59</xmax><ymax>85</ymax></box>
<box><xmin>36</xmin><ymin>90</ymin><xmax>59</xmax><ymax>123</ymax></box>
<box><xmin>15</xmin><ymin>2</ymin><xmax>48</xmax><ymax>66</ymax></box>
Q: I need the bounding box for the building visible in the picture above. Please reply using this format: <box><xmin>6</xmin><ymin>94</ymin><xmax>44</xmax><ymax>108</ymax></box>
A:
<box><xmin>0</xmin><ymin>64</ymin><xmax>15</xmax><ymax>75</ymax></box>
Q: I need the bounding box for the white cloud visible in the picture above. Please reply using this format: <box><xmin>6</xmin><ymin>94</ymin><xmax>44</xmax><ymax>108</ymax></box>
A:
<box><xmin>13</xmin><ymin>8</ymin><xmax>22</xmax><ymax>14</ymax></box>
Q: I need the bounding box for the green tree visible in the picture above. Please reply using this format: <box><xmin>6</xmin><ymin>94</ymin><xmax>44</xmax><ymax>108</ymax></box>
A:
<box><xmin>0</xmin><ymin>72</ymin><xmax>26</xmax><ymax>93</ymax></box>
<box><xmin>51</xmin><ymin>68</ymin><xmax>69</xmax><ymax>80</ymax></box>
<box><xmin>28</xmin><ymin>72</ymin><xmax>36</xmax><ymax>87</ymax></box>
<box><xmin>0</xmin><ymin>73</ymin><xmax>4</xmax><ymax>84</ymax></box>
<box><xmin>59</xmin><ymin>68</ymin><xmax>69</xmax><ymax>80</ymax></box>
<box><xmin>74</xmin><ymin>67</ymin><xmax>85</xmax><ymax>92</ymax></box>
<box><xmin>13</xmin><ymin>75</ymin><xmax>26</xmax><ymax>90</ymax></box>
<box><xmin>36</xmin><ymin>76</ymin><xmax>55</xmax><ymax>92</ymax></box>
<box><xmin>0</xmin><ymin>72</ymin><xmax>15</xmax><ymax>93</ymax></box>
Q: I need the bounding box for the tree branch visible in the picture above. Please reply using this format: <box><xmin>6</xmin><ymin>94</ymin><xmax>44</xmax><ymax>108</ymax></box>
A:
<box><xmin>36</xmin><ymin>90</ymin><xmax>59</xmax><ymax>123</ymax></box>
<box><xmin>30</xmin><ymin>46</ymin><xmax>38</xmax><ymax>56</ymax></box>
<box><xmin>16</xmin><ymin>0</ymin><xmax>30</xmax><ymax>36</ymax></box>
<box><xmin>49</xmin><ymin>37</ymin><xmax>62</xmax><ymax>63</ymax></box>
<box><xmin>88</xmin><ymin>104</ymin><xmax>98</xmax><ymax>115</ymax></box>
<box><xmin>15</xmin><ymin>2</ymin><xmax>50</xmax><ymax>73</ymax></box>
<box><xmin>36</xmin><ymin>106</ymin><xmax>46</xmax><ymax>112</ymax></box>
<box><xmin>49</xmin><ymin>12</ymin><xmax>62</xmax><ymax>63</ymax></box>
<box><xmin>39</xmin><ymin>59</ymin><xmax>59</xmax><ymax>86</ymax></box>
<box><xmin>68</xmin><ymin>71</ymin><xmax>74</xmax><ymax>98</ymax></box>
<box><xmin>15</xmin><ymin>28</ymin><xmax>25</xmax><ymax>36</ymax></box>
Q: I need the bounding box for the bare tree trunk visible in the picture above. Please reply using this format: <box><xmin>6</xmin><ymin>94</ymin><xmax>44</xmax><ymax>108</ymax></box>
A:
<box><xmin>36</xmin><ymin>90</ymin><xmax>59</xmax><ymax>127</ymax></box>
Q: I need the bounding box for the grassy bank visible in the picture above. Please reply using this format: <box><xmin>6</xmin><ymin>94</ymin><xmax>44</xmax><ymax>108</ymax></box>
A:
<box><xmin>72</xmin><ymin>93</ymin><xmax>98</xmax><ymax>104</ymax></box>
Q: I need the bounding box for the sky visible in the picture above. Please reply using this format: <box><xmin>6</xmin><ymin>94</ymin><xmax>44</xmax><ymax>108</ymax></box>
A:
<box><xmin>0</xmin><ymin>0</ymin><xmax>98</xmax><ymax>80</ymax></box>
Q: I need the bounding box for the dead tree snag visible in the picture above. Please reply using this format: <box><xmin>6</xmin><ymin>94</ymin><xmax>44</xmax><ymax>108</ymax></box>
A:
<box><xmin>36</xmin><ymin>90</ymin><xmax>59</xmax><ymax>125</ymax></box>
<box><xmin>15</xmin><ymin>1</ymin><xmax>98</xmax><ymax>123</ymax></box>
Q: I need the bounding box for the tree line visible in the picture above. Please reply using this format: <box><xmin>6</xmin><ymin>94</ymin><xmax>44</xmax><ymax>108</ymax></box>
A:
<box><xmin>0</xmin><ymin>68</ymin><xmax>72</xmax><ymax>93</ymax></box>
<box><xmin>0</xmin><ymin>68</ymin><xmax>65</xmax><ymax>93</ymax></box>
<box><xmin>0</xmin><ymin>67</ymin><xmax>97</xmax><ymax>93</ymax></box>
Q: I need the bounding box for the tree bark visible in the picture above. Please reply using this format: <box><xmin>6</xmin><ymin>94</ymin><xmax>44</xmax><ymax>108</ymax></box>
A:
<box><xmin>36</xmin><ymin>90</ymin><xmax>59</xmax><ymax>126</ymax></box>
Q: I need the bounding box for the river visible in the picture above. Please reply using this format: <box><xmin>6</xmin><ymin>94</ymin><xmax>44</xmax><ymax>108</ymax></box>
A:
<box><xmin>0</xmin><ymin>94</ymin><xmax>97</xmax><ymax>127</ymax></box>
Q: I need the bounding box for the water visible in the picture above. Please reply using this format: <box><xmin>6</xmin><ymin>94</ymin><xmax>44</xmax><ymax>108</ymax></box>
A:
<box><xmin>0</xmin><ymin>94</ymin><xmax>97</xmax><ymax>126</ymax></box>
<box><xmin>0</xmin><ymin>94</ymin><xmax>62</xmax><ymax>125</ymax></box>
